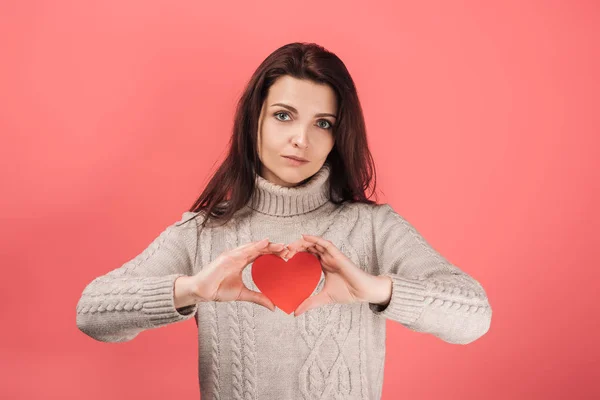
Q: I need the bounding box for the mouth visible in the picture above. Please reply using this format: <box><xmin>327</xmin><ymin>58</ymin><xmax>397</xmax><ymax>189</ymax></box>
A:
<box><xmin>282</xmin><ymin>155</ymin><xmax>309</xmax><ymax>162</ymax></box>
<box><xmin>282</xmin><ymin>155</ymin><xmax>309</xmax><ymax>166</ymax></box>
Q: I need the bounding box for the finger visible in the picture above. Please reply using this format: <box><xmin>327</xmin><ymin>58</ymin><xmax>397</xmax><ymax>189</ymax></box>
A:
<box><xmin>301</xmin><ymin>235</ymin><xmax>337</xmax><ymax>256</ymax></box>
<box><xmin>224</xmin><ymin>242</ymin><xmax>264</xmax><ymax>266</ymax></box>
<box><xmin>238</xmin><ymin>287</ymin><xmax>276</xmax><ymax>311</ymax></box>
<box><xmin>271</xmin><ymin>243</ymin><xmax>288</xmax><ymax>252</ymax></box>
<box><xmin>265</xmin><ymin>242</ymin><xmax>287</xmax><ymax>253</ymax></box>
<box><xmin>236</xmin><ymin>238</ymin><xmax>269</xmax><ymax>251</ymax></box>
<box><xmin>245</xmin><ymin>247</ymin><xmax>281</xmax><ymax>264</ymax></box>
<box><xmin>236</xmin><ymin>238</ymin><xmax>284</xmax><ymax>252</ymax></box>
<box><xmin>294</xmin><ymin>291</ymin><xmax>331</xmax><ymax>316</ymax></box>
<box><xmin>285</xmin><ymin>242</ymin><xmax>316</xmax><ymax>259</ymax></box>
<box><xmin>240</xmin><ymin>241</ymin><xmax>286</xmax><ymax>263</ymax></box>
<box><xmin>306</xmin><ymin>247</ymin><xmax>320</xmax><ymax>258</ymax></box>
<box><xmin>229</xmin><ymin>239</ymin><xmax>270</xmax><ymax>259</ymax></box>
<box><xmin>304</xmin><ymin>242</ymin><xmax>323</xmax><ymax>253</ymax></box>
<box><xmin>252</xmin><ymin>239</ymin><xmax>285</xmax><ymax>251</ymax></box>
<box><xmin>278</xmin><ymin>248</ymin><xmax>290</xmax><ymax>260</ymax></box>
<box><xmin>286</xmin><ymin>238</ymin><xmax>315</xmax><ymax>251</ymax></box>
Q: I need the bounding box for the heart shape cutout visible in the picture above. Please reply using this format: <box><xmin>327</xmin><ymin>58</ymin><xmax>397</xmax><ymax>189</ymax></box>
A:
<box><xmin>251</xmin><ymin>252</ymin><xmax>322</xmax><ymax>314</ymax></box>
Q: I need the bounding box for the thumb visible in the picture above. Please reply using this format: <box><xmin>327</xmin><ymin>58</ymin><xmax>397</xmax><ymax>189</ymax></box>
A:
<box><xmin>238</xmin><ymin>287</ymin><xmax>276</xmax><ymax>312</ymax></box>
<box><xmin>294</xmin><ymin>291</ymin><xmax>331</xmax><ymax>316</ymax></box>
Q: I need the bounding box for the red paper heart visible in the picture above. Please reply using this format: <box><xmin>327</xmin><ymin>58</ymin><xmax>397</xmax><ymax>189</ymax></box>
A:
<box><xmin>251</xmin><ymin>252</ymin><xmax>322</xmax><ymax>314</ymax></box>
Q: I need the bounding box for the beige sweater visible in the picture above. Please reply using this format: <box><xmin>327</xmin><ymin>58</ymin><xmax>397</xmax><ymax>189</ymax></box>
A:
<box><xmin>76</xmin><ymin>162</ymin><xmax>492</xmax><ymax>400</ymax></box>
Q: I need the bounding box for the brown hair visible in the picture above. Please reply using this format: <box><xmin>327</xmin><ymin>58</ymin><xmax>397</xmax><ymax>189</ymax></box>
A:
<box><xmin>189</xmin><ymin>42</ymin><xmax>379</xmax><ymax>228</ymax></box>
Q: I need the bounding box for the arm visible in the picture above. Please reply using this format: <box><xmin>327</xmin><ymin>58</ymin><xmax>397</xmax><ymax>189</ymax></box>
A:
<box><xmin>75</xmin><ymin>211</ymin><xmax>202</xmax><ymax>343</ymax></box>
<box><xmin>369</xmin><ymin>204</ymin><xmax>492</xmax><ymax>345</ymax></box>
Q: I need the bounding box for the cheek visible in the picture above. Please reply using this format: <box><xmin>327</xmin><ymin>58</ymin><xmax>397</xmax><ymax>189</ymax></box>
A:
<box><xmin>313</xmin><ymin>134</ymin><xmax>335</xmax><ymax>153</ymax></box>
<box><xmin>261</xmin><ymin>122</ymin><xmax>286</xmax><ymax>149</ymax></box>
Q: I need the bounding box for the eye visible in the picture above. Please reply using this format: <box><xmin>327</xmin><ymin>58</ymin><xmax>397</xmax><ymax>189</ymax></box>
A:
<box><xmin>274</xmin><ymin>111</ymin><xmax>334</xmax><ymax>131</ymax></box>
<box><xmin>274</xmin><ymin>111</ymin><xmax>291</xmax><ymax>121</ymax></box>
<box><xmin>317</xmin><ymin>119</ymin><xmax>333</xmax><ymax>130</ymax></box>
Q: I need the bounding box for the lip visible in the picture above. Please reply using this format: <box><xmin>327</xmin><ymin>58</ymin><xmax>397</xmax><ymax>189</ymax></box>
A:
<box><xmin>282</xmin><ymin>155</ymin><xmax>309</xmax><ymax>166</ymax></box>
<box><xmin>282</xmin><ymin>155</ymin><xmax>309</xmax><ymax>162</ymax></box>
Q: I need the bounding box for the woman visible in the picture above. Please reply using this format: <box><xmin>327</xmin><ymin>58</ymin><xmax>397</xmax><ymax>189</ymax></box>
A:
<box><xmin>76</xmin><ymin>42</ymin><xmax>492</xmax><ymax>400</ymax></box>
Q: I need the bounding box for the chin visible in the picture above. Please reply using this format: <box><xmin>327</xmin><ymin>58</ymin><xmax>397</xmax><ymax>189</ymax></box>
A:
<box><xmin>274</xmin><ymin>170</ymin><xmax>311</xmax><ymax>186</ymax></box>
<box><xmin>279</xmin><ymin>173</ymin><xmax>306</xmax><ymax>185</ymax></box>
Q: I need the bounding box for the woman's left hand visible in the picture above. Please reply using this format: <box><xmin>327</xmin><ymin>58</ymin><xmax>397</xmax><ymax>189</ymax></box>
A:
<box><xmin>282</xmin><ymin>234</ymin><xmax>393</xmax><ymax>316</ymax></box>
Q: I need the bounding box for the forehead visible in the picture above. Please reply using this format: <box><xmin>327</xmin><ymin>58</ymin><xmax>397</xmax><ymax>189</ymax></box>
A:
<box><xmin>267</xmin><ymin>75</ymin><xmax>337</xmax><ymax>113</ymax></box>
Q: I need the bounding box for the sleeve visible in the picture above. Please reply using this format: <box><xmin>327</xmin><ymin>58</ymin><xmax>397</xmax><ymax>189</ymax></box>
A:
<box><xmin>368</xmin><ymin>203</ymin><xmax>492</xmax><ymax>345</ymax></box>
<box><xmin>75</xmin><ymin>211</ymin><xmax>203</xmax><ymax>343</ymax></box>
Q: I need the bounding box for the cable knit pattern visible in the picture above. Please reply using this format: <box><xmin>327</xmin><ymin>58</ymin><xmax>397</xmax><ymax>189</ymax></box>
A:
<box><xmin>368</xmin><ymin>203</ymin><xmax>492</xmax><ymax>345</ymax></box>
<box><xmin>296</xmin><ymin>212</ymin><xmax>333</xmax><ymax>399</ymax></box>
<box><xmin>357</xmin><ymin>207</ymin><xmax>373</xmax><ymax>400</ymax></box>
<box><xmin>76</xmin><ymin>161</ymin><xmax>492</xmax><ymax>398</ymax></box>
<box><xmin>297</xmin><ymin>204</ymin><xmax>363</xmax><ymax>399</ymax></box>
<box><xmin>200</xmin><ymin>224</ymin><xmax>221</xmax><ymax>400</ymax></box>
<box><xmin>76</xmin><ymin>218</ymin><xmax>199</xmax><ymax>342</ymax></box>
<box><xmin>238</xmin><ymin>216</ymin><xmax>258</xmax><ymax>400</ymax></box>
<box><xmin>223</xmin><ymin>218</ymin><xmax>246</xmax><ymax>400</ymax></box>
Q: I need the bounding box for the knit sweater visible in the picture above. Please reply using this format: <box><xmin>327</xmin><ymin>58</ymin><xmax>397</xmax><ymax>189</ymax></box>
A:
<box><xmin>76</xmin><ymin>162</ymin><xmax>492</xmax><ymax>400</ymax></box>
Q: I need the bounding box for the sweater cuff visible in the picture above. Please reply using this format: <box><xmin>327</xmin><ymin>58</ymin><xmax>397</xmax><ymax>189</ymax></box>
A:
<box><xmin>141</xmin><ymin>274</ymin><xmax>198</xmax><ymax>327</ymax></box>
<box><xmin>368</xmin><ymin>274</ymin><xmax>428</xmax><ymax>325</ymax></box>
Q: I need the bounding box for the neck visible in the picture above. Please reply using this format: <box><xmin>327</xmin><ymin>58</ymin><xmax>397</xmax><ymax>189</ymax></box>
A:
<box><xmin>247</xmin><ymin>163</ymin><xmax>332</xmax><ymax>217</ymax></box>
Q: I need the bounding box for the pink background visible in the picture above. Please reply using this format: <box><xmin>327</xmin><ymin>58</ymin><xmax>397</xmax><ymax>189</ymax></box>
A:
<box><xmin>1</xmin><ymin>1</ymin><xmax>598</xmax><ymax>399</ymax></box>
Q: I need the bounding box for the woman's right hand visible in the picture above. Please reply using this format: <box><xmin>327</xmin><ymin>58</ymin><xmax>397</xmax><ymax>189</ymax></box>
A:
<box><xmin>176</xmin><ymin>238</ymin><xmax>287</xmax><ymax>311</ymax></box>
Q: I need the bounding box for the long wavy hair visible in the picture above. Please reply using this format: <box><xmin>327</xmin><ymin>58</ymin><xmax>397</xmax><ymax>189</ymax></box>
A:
<box><xmin>189</xmin><ymin>42</ymin><xmax>379</xmax><ymax>228</ymax></box>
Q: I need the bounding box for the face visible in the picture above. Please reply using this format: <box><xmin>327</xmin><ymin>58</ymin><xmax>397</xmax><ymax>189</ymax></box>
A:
<box><xmin>256</xmin><ymin>75</ymin><xmax>337</xmax><ymax>187</ymax></box>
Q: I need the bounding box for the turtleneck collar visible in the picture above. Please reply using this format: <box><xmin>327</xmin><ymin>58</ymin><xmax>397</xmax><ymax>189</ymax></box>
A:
<box><xmin>247</xmin><ymin>162</ymin><xmax>332</xmax><ymax>217</ymax></box>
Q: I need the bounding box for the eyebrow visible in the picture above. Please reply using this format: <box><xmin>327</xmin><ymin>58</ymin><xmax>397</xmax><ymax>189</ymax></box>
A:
<box><xmin>270</xmin><ymin>103</ymin><xmax>337</xmax><ymax>119</ymax></box>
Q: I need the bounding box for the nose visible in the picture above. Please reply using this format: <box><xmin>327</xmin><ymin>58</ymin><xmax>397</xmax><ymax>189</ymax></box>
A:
<box><xmin>292</xmin><ymin>127</ymin><xmax>309</xmax><ymax>148</ymax></box>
